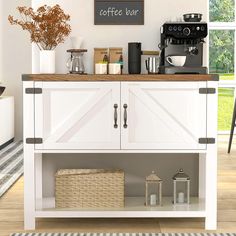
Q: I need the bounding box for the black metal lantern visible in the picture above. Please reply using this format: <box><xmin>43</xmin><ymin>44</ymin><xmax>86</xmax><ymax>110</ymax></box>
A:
<box><xmin>173</xmin><ymin>169</ymin><xmax>190</xmax><ymax>205</ymax></box>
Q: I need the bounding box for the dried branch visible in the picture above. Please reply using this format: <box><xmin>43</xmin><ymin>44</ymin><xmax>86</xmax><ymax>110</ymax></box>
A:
<box><xmin>8</xmin><ymin>4</ymin><xmax>71</xmax><ymax>50</ymax></box>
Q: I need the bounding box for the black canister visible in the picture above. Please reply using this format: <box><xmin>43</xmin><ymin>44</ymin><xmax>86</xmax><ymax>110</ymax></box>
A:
<box><xmin>128</xmin><ymin>42</ymin><xmax>142</xmax><ymax>74</ymax></box>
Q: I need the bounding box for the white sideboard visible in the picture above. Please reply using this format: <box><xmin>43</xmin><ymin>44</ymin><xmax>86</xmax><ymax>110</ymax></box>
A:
<box><xmin>23</xmin><ymin>74</ymin><xmax>218</xmax><ymax>230</ymax></box>
<box><xmin>0</xmin><ymin>96</ymin><xmax>14</xmax><ymax>149</ymax></box>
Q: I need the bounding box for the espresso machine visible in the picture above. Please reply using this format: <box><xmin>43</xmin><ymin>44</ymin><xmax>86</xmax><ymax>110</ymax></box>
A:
<box><xmin>159</xmin><ymin>22</ymin><xmax>208</xmax><ymax>74</ymax></box>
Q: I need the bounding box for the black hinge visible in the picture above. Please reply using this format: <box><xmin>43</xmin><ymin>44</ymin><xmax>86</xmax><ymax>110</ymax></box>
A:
<box><xmin>199</xmin><ymin>88</ymin><xmax>216</xmax><ymax>94</ymax></box>
<box><xmin>25</xmin><ymin>88</ymin><xmax>42</xmax><ymax>94</ymax></box>
<box><xmin>26</xmin><ymin>138</ymin><xmax>43</xmax><ymax>144</ymax></box>
<box><xmin>199</xmin><ymin>138</ymin><xmax>216</xmax><ymax>144</ymax></box>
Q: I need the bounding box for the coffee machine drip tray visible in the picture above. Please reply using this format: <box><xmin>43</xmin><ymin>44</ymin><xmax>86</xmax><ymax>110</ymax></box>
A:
<box><xmin>159</xmin><ymin>66</ymin><xmax>208</xmax><ymax>74</ymax></box>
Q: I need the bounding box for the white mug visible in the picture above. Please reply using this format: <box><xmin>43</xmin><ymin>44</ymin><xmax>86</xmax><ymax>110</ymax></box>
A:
<box><xmin>109</xmin><ymin>63</ymin><xmax>121</xmax><ymax>75</ymax></box>
<box><xmin>70</xmin><ymin>36</ymin><xmax>83</xmax><ymax>49</ymax></box>
<box><xmin>95</xmin><ymin>63</ymin><xmax>107</xmax><ymax>74</ymax></box>
<box><xmin>166</xmin><ymin>55</ymin><xmax>186</xmax><ymax>67</ymax></box>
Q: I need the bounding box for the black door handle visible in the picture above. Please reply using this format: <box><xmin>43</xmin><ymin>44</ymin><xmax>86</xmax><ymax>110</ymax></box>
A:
<box><xmin>123</xmin><ymin>104</ymin><xmax>128</xmax><ymax>129</ymax></box>
<box><xmin>114</xmin><ymin>104</ymin><xmax>118</xmax><ymax>129</ymax></box>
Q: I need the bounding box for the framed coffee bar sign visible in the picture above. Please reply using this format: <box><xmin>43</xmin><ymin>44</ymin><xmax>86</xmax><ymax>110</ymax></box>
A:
<box><xmin>94</xmin><ymin>0</ymin><xmax>144</xmax><ymax>25</ymax></box>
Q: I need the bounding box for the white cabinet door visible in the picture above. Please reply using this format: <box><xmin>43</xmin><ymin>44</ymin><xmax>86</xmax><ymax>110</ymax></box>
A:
<box><xmin>35</xmin><ymin>82</ymin><xmax>120</xmax><ymax>150</ymax></box>
<box><xmin>121</xmin><ymin>82</ymin><xmax>207</xmax><ymax>150</ymax></box>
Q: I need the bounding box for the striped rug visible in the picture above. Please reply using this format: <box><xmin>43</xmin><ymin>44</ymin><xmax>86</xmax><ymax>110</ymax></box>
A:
<box><xmin>9</xmin><ymin>233</ymin><xmax>236</xmax><ymax>236</ymax></box>
<box><xmin>0</xmin><ymin>141</ymin><xmax>23</xmax><ymax>197</ymax></box>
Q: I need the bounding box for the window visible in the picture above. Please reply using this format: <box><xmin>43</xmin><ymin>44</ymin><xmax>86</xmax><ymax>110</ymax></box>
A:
<box><xmin>209</xmin><ymin>0</ymin><xmax>235</xmax><ymax>22</ymax></box>
<box><xmin>209</xmin><ymin>0</ymin><xmax>236</xmax><ymax>132</ymax></box>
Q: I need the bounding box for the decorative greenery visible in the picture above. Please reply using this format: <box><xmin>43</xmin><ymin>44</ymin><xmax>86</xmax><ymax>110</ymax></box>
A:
<box><xmin>8</xmin><ymin>5</ymin><xmax>71</xmax><ymax>50</ymax></box>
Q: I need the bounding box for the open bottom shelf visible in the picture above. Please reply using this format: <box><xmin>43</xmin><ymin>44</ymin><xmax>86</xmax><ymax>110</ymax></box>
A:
<box><xmin>35</xmin><ymin>197</ymin><xmax>206</xmax><ymax>218</ymax></box>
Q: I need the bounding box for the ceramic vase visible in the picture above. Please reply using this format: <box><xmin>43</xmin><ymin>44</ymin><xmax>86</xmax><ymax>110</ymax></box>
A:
<box><xmin>40</xmin><ymin>50</ymin><xmax>55</xmax><ymax>74</ymax></box>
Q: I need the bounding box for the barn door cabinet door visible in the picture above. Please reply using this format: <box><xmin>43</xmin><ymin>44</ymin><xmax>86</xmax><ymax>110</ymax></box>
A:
<box><xmin>34</xmin><ymin>82</ymin><xmax>121</xmax><ymax>150</ymax></box>
<box><xmin>121</xmin><ymin>82</ymin><xmax>207</xmax><ymax>150</ymax></box>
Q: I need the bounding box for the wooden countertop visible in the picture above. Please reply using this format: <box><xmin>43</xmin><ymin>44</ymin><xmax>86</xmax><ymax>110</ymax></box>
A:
<box><xmin>22</xmin><ymin>74</ymin><xmax>219</xmax><ymax>81</ymax></box>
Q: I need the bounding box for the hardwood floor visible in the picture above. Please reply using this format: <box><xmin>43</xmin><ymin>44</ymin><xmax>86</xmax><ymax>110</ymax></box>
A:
<box><xmin>0</xmin><ymin>135</ymin><xmax>236</xmax><ymax>235</ymax></box>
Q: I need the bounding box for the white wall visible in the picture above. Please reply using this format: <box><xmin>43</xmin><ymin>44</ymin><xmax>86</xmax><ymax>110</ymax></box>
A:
<box><xmin>32</xmin><ymin>0</ymin><xmax>208</xmax><ymax>74</ymax></box>
<box><xmin>0</xmin><ymin>0</ymin><xmax>32</xmax><ymax>140</ymax></box>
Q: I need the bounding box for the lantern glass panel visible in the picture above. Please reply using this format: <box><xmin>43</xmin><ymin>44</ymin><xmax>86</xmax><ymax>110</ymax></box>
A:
<box><xmin>174</xmin><ymin>180</ymin><xmax>190</xmax><ymax>204</ymax></box>
<box><xmin>147</xmin><ymin>183</ymin><xmax>160</xmax><ymax>204</ymax></box>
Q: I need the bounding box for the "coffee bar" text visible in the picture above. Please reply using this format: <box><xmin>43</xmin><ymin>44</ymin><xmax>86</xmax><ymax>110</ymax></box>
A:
<box><xmin>99</xmin><ymin>7</ymin><xmax>140</xmax><ymax>17</ymax></box>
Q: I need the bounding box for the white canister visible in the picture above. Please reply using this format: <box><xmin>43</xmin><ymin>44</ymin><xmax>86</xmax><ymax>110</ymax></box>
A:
<box><xmin>109</xmin><ymin>63</ymin><xmax>121</xmax><ymax>75</ymax></box>
<box><xmin>95</xmin><ymin>63</ymin><xmax>108</xmax><ymax>74</ymax></box>
<box><xmin>40</xmin><ymin>50</ymin><xmax>55</xmax><ymax>74</ymax></box>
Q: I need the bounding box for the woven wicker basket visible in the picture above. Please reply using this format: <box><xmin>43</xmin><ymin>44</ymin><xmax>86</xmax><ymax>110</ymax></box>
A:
<box><xmin>55</xmin><ymin>169</ymin><xmax>125</xmax><ymax>208</ymax></box>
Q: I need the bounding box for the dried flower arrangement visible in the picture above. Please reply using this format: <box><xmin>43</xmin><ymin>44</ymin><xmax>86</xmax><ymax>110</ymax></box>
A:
<box><xmin>8</xmin><ymin>5</ymin><xmax>71</xmax><ymax>50</ymax></box>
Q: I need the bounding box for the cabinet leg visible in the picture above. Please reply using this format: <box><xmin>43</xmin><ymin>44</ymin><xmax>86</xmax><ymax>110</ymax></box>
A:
<box><xmin>204</xmin><ymin>149</ymin><xmax>217</xmax><ymax>230</ymax></box>
<box><xmin>35</xmin><ymin>153</ymin><xmax>43</xmax><ymax>209</ymax></box>
<box><xmin>205</xmin><ymin>216</ymin><xmax>217</xmax><ymax>230</ymax></box>
<box><xmin>24</xmin><ymin>215</ymin><xmax>36</xmax><ymax>230</ymax></box>
<box><xmin>24</xmin><ymin>144</ymin><xmax>36</xmax><ymax>230</ymax></box>
<box><xmin>200</xmin><ymin>153</ymin><xmax>217</xmax><ymax>230</ymax></box>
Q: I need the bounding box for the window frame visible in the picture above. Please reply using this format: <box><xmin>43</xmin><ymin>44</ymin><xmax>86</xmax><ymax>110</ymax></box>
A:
<box><xmin>209</xmin><ymin>3</ymin><xmax>236</xmax><ymax>133</ymax></box>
